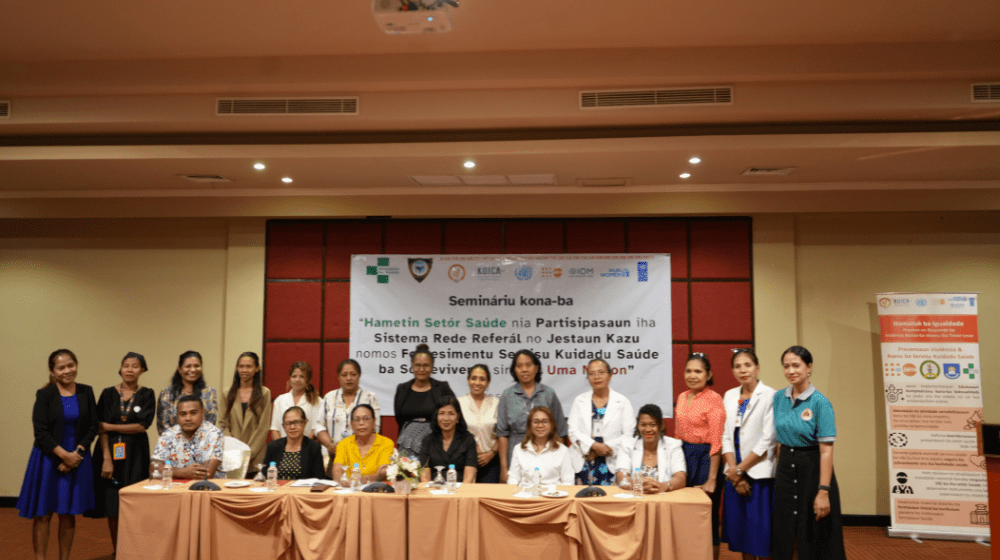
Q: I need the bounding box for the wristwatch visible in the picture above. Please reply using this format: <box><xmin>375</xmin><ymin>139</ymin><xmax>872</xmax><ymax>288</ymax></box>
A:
<box><xmin>75</xmin><ymin>447</ymin><xmax>85</xmax><ymax>457</ymax></box>
<box><xmin>734</xmin><ymin>468</ymin><xmax>743</xmax><ymax>477</ymax></box>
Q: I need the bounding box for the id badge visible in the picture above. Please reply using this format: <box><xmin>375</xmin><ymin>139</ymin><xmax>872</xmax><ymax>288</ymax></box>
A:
<box><xmin>592</xmin><ymin>418</ymin><xmax>604</xmax><ymax>438</ymax></box>
<box><xmin>734</xmin><ymin>412</ymin><xmax>742</xmax><ymax>428</ymax></box>
<box><xmin>113</xmin><ymin>442</ymin><xmax>126</xmax><ymax>461</ymax></box>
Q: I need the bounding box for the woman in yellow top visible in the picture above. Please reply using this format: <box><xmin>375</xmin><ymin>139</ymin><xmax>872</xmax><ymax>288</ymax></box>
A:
<box><xmin>332</xmin><ymin>404</ymin><xmax>394</xmax><ymax>483</ymax></box>
<box><xmin>219</xmin><ymin>352</ymin><xmax>272</xmax><ymax>475</ymax></box>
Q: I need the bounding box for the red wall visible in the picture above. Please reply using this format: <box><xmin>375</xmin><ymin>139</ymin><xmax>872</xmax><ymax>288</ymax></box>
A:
<box><xmin>263</xmin><ymin>218</ymin><xmax>753</xmax><ymax>439</ymax></box>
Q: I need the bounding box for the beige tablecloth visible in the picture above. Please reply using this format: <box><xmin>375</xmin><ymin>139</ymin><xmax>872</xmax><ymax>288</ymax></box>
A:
<box><xmin>117</xmin><ymin>481</ymin><xmax>406</xmax><ymax>560</ymax></box>
<box><xmin>407</xmin><ymin>485</ymin><xmax>712</xmax><ymax>560</ymax></box>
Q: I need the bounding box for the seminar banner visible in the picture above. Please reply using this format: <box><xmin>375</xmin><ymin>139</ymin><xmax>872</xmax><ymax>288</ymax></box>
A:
<box><xmin>877</xmin><ymin>293</ymin><xmax>988</xmax><ymax>541</ymax></box>
<box><xmin>350</xmin><ymin>254</ymin><xmax>672</xmax><ymax>416</ymax></box>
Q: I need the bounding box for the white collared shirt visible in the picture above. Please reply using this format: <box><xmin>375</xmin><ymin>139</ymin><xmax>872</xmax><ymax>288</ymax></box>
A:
<box><xmin>616</xmin><ymin>436</ymin><xmax>686</xmax><ymax>483</ymax></box>
<box><xmin>507</xmin><ymin>441</ymin><xmax>575</xmax><ymax>485</ymax></box>
<box><xmin>269</xmin><ymin>391</ymin><xmax>321</xmax><ymax>437</ymax></box>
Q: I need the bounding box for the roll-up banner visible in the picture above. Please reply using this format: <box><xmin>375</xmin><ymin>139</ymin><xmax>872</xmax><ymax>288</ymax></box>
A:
<box><xmin>877</xmin><ymin>293</ymin><xmax>989</xmax><ymax>541</ymax></box>
<box><xmin>350</xmin><ymin>254</ymin><xmax>673</xmax><ymax>415</ymax></box>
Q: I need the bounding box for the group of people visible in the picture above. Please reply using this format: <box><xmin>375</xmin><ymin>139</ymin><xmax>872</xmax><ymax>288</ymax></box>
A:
<box><xmin>18</xmin><ymin>343</ymin><xmax>845</xmax><ymax>560</ymax></box>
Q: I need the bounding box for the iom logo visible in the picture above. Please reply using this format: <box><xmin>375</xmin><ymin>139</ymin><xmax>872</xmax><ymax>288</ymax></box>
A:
<box><xmin>515</xmin><ymin>265</ymin><xmax>533</xmax><ymax>281</ymax></box>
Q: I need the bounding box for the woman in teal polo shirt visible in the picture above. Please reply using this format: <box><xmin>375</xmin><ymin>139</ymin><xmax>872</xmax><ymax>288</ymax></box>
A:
<box><xmin>772</xmin><ymin>346</ymin><xmax>845</xmax><ymax>560</ymax></box>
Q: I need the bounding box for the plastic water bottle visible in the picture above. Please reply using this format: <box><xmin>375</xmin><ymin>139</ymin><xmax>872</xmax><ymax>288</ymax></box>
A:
<box><xmin>150</xmin><ymin>466</ymin><xmax>162</xmax><ymax>489</ymax></box>
<box><xmin>350</xmin><ymin>463</ymin><xmax>362</xmax><ymax>491</ymax></box>
<box><xmin>531</xmin><ymin>467</ymin><xmax>541</xmax><ymax>497</ymax></box>
<box><xmin>266</xmin><ymin>462</ymin><xmax>278</xmax><ymax>491</ymax></box>
<box><xmin>162</xmin><ymin>460</ymin><xmax>173</xmax><ymax>489</ymax></box>
<box><xmin>446</xmin><ymin>464</ymin><xmax>458</xmax><ymax>494</ymax></box>
<box><xmin>633</xmin><ymin>468</ymin><xmax>643</xmax><ymax>499</ymax></box>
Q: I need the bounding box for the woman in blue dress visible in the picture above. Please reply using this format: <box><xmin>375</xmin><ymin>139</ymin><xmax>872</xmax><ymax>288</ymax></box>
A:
<box><xmin>567</xmin><ymin>358</ymin><xmax>635</xmax><ymax>485</ymax></box>
<box><xmin>721</xmin><ymin>348</ymin><xmax>777</xmax><ymax>560</ymax></box>
<box><xmin>17</xmin><ymin>349</ymin><xmax>98</xmax><ymax>560</ymax></box>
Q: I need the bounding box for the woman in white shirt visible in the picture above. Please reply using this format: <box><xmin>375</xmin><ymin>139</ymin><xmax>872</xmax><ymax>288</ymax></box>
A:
<box><xmin>721</xmin><ymin>348</ymin><xmax>777</xmax><ymax>560</ymax></box>
<box><xmin>507</xmin><ymin>406</ymin><xmax>575</xmax><ymax>486</ymax></box>
<box><xmin>567</xmin><ymin>358</ymin><xmax>635</xmax><ymax>485</ymax></box>
<box><xmin>269</xmin><ymin>361</ymin><xmax>320</xmax><ymax>440</ymax></box>
<box><xmin>615</xmin><ymin>404</ymin><xmax>687</xmax><ymax>493</ymax></box>
<box><xmin>314</xmin><ymin>359</ymin><xmax>381</xmax><ymax>458</ymax></box>
<box><xmin>456</xmin><ymin>364</ymin><xmax>501</xmax><ymax>483</ymax></box>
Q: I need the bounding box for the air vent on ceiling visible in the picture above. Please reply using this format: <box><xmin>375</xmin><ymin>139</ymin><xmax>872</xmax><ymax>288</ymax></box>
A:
<box><xmin>742</xmin><ymin>167</ymin><xmax>797</xmax><ymax>176</ymax></box>
<box><xmin>178</xmin><ymin>174</ymin><xmax>232</xmax><ymax>183</ymax></box>
<box><xmin>0</xmin><ymin>101</ymin><xmax>9</xmax><ymax>119</ymax></box>
<box><xmin>410</xmin><ymin>174</ymin><xmax>558</xmax><ymax>186</ymax></box>
<box><xmin>580</xmin><ymin>86</ymin><xmax>732</xmax><ymax>109</ymax></box>
<box><xmin>576</xmin><ymin>177</ymin><xmax>632</xmax><ymax>187</ymax></box>
<box><xmin>971</xmin><ymin>83</ymin><xmax>1000</xmax><ymax>102</ymax></box>
<box><xmin>216</xmin><ymin>97</ymin><xmax>359</xmax><ymax>115</ymax></box>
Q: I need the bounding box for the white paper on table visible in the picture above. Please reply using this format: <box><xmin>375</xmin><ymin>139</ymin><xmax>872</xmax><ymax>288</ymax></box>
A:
<box><xmin>429</xmin><ymin>489</ymin><xmax>449</xmax><ymax>495</ymax></box>
<box><xmin>290</xmin><ymin>478</ymin><xmax>339</xmax><ymax>488</ymax></box>
<box><xmin>249</xmin><ymin>487</ymin><xmax>274</xmax><ymax>493</ymax></box>
<box><xmin>513</xmin><ymin>491</ymin><xmax>534</xmax><ymax>498</ymax></box>
<box><xmin>334</xmin><ymin>488</ymin><xmax>356</xmax><ymax>494</ymax></box>
<box><xmin>613</xmin><ymin>493</ymin><xmax>638</xmax><ymax>499</ymax></box>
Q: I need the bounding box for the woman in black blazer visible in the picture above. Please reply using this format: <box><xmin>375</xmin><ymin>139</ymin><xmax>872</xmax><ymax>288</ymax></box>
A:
<box><xmin>394</xmin><ymin>344</ymin><xmax>455</xmax><ymax>458</ymax></box>
<box><xmin>16</xmin><ymin>349</ymin><xmax>98</xmax><ymax>560</ymax></box>
<box><xmin>262</xmin><ymin>407</ymin><xmax>326</xmax><ymax>480</ymax></box>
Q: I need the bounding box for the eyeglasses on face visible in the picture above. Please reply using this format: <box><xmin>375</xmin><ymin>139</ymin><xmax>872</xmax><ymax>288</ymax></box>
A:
<box><xmin>352</xmin><ymin>416</ymin><xmax>374</xmax><ymax>422</ymax></box>
<box><xmin>531</xmin><ymin>419</ymin><xmax>551</xmax><ymax>425</ymax></box>
<box><xmin>282</xmin><ymin>420</ymin><xmax>306</xmax><ymax>427</ymax></box>
<box><xmin>731</xmin><ymin>347</ymin><xmax>754</xmax><ymax>354</ymax></box>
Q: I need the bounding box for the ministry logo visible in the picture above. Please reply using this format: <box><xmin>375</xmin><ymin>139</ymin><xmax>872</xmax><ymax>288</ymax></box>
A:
<box><xmin>408</xmin><ymin>258</ymin><xmax>433</xmax><ymax>283</ymax></box>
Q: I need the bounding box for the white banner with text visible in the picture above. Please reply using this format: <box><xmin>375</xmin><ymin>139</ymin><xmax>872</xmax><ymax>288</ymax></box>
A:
<box><xmin>350</xmin><ymin>254</ymin><xmax>672</xmax><ymax>416</ymax></box>
<box><xmin>877</xmin><ymin>292</ymin><xmax>988</xmax><ymax>540</ymax></box>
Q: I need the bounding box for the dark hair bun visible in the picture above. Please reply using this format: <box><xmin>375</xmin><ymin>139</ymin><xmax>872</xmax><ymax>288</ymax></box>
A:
<box><xmin>416</xmin><ymin>344</ymin><xmax>430</xmax><ymax>353</ymax></box>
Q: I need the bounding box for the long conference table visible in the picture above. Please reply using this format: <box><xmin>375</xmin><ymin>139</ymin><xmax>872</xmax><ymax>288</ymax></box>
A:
<box><xmin>117</xmin><ymin>481</ymin><xmax>711</xmax><ymax>560</ymax></box>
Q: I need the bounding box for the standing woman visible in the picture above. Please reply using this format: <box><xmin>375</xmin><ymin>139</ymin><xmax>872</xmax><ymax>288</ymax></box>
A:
<box><xmin>85</xmin><ymin>352</ymin><xmax>155</xmax><ymax>554</ymax></box>
<box><xmin>675</xmin><ymin>352</ymin><xmax>726</xmax><ymax>552</ymax></box>
<box><xmin>721</xmin><ymin>349</ymin><xmax>777</xmax><ymax>560</ymax></box>
<box><xmin>772</xmin><ymin>346</ymin><xmax>845</xmax><ymax>560</ymax></box>
<box><xmin>496</xmin><ymin>349</ymin><xmax>568</xmax><ymax>483</ymax></box>
<box><xmin>457</xmin><ymin>364</ymin><xmax>501</xmax><ymax>483</ymax></box>
<box><xmin>394</xmin><ymin>344</ymin><xmax>455</xmax><ymax>459</ymax></box>
<box><xmin>270</xmin><ymin>361</ymin><xmax>321</xmax><ymax>440</ymax></box>
<box><xmin>219</xmin><ymin>352</ymin><xmax>272</xmax><ymax>473</ymax></box>
<box><xmin>568</xmin><ymin>358</ymin><xmax>635</xmax><ymax>485</ymax></box>
<box><xmin>315</xmin><ymin>359</ymin><xmax>381</xmax><ymax>458</ymax></box>
<box><xmin>17</xmin><ymin>349</ymin><xmax>97</xmax><ymax>560</ymax></box>
<box><xmin>156</xmin><ymin>350</ymin><xmax>218</xmax><ymax>435</ymax></box>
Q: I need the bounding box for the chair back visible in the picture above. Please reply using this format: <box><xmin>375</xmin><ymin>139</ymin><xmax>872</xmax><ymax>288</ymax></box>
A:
<box><xmin>222</xmin><ymin>436</ymin><xmax>251</xmax><ymax>479</ymax></box>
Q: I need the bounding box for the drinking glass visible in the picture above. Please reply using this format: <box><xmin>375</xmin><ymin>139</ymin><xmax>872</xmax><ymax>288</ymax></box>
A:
<box><xmin>517</xmin><ymin>468</ymin><xmax>532</xmax><ymax>495</ymax></box>
<box><xmin>432</xmin><ymin>466</ymin><xmax>446</xmax><ymax>487</ymax></box>
<box><xmin>252</xmin><ymin>464</ymin><xmax>266</xmax><ymax>487</ymax></box>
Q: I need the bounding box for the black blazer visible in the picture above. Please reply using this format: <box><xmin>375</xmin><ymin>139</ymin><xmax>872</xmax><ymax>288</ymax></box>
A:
<box><xmin>262</xmin><ymin>436</ymin><xmax>327</xmax><ymax>480</ymax></box>
<box><xmin>393</xmin><ymin>377</ymin><xmax>455</xmax><ymax>427</ymax></box>
<box><xmin>32</xmin><ymin>383</ymin><xmax>98</xmax><ymax>460</ymax></box>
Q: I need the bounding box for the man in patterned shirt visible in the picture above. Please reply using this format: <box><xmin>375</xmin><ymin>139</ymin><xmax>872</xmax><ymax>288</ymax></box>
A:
<box><xmin>151</xmin><ymin>394</ymin><xmax>223</xmax><ymax>479</ymax></box>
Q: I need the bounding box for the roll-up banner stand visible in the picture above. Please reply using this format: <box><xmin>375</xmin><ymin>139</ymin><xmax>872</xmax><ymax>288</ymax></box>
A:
<box><xmin>877</xmin><ymin>292</ymin><xmax>989</xmax><ymax>542</ymax></box>
<box><xmin>350</xmin><ymin>254</ymin><xmax>673</xmax><ymax>415</ymax></box>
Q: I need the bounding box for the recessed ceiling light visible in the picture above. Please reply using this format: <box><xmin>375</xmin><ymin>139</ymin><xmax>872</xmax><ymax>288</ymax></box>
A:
<box><xmin>253</xmin><ymin>163</ymin><xmax>266</xmax><ymax>170</ymax></box>
<box><xmin>679</xmin><ymin>173</ymin><xmax>691</xmax><ymax>179</ymax></box>
<box><xmin>281</xmin><ymin>177</ymin><xmax>293</xmax><ymax>183</ymax></box>
<box><xmin>463</xmin><ymin>160</ymin><xmax>476</xmax><ymax>169</ymax></box>
<box><xmin>689</xmin><ymin>157</ymin><xmax>701</xmax><ymax>164</ymax></box>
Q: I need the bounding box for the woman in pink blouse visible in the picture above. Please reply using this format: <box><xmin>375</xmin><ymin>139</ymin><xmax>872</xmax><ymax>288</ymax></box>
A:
<box><xmin>675</xmin><ymin>352</ymin><xmax>726</xmax><ymax>552</ymax></box>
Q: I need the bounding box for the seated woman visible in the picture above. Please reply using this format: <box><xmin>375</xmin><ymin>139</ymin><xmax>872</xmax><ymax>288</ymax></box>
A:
<box><xmin>332</xmin><ymin>404</ymin><xmax>394</xmax><ymax>484</ymax></box>
<box><xmin>418</xmin><ymin>397</ymin><xmax>478</xmax><ymax>483</ymax></box>
<box><xmin>615</xmin><ymin>404</ymin><xmax>687</xmax><ymax>493</ymax></box>
<box><xmin>262</xmin><ymin>407</ymin><xmax>326</xmax><ymax>480</ymax></box>
<box><xmin>507</xmin><ymin>406</ymin><xmax>575</xmax><ymax>486</ymax></box>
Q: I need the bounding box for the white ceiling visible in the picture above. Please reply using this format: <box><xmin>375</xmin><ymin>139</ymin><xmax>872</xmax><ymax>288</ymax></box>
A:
<box><xmin>0</xmin><ymin>1</ymin><xmax>998</xmax><ymax>217</ymax></box>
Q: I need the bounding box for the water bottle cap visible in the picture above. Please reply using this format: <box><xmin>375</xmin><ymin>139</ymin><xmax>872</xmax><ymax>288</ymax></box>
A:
<box><xmin>165</xmin><ymin>460</ymin><xmax>171</xmax><ymax>466</ymax></box>
<box><xmin>354</xmin><ymin>463</ymin><xmax>360</xmax><ymax>467</ymax></box>
<box><xmin>270</xmin><ymin>462</ymin><xmax>277</xmax><ymax>466</ymax></box>
<box><xmin>449</xmin><ymin>464</ymin><xmax>455</xmax><ymax>469</ymax></box>
<box><xmin>535</xmin><ymin>467</ymin><xmax>540</xmax><ymax>470</ymax></box>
